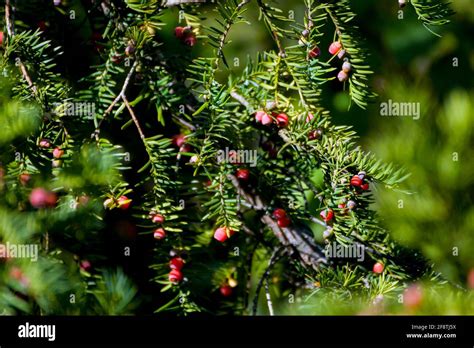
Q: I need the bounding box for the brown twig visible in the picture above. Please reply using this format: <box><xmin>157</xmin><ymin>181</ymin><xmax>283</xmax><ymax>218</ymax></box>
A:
<box><xmin>5</xmin><ymin>0</ymin><xmax>38</xmax><ymax>96</ymax></box>
<box><xmin>122</xmin><ymin>95</ymin><xmax>146</xmax><ymax>140</ymax></box>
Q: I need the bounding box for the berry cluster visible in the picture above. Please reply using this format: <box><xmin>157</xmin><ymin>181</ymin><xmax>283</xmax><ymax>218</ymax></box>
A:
<box><xmin>169</xmin><ymin>256</ymin><xmax>185</xmax><ymax>284</ymax></box>
<box><xmin>272</xmin><ymin>208</ymin><xmax>291</xmax><ymax>228</ymax></box>
<box><xmin>150</xmin><ymin>211</ymin><xmax>166</xmax><ymax>240</ymax></box>
<box><xmin>174</xmin><ymin>26</ymin><xmax>197</xmax><ymax>47</ymax></box>
<box><xmin>255</xmin><ymin>111</ymin><xmax>289</xmax><ymax>128</ymax></box>
<box><xmin>350</xmin><ymin>171</ymin><xmax>370</xmax><ymax>191</ymax></box>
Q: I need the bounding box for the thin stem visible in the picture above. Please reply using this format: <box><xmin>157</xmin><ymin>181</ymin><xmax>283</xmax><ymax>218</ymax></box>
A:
<box><xmin>5</xmin><ymin>0</ymin><xmax>38</xmax><ymax>96</ymax></box>
<box><xmin>122</xmin><ymin>95</ymin><xmax>146</xmax><ymax>140</ymax></box>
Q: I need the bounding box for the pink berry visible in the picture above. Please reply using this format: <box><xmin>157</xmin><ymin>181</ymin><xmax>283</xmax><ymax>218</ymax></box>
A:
<box><xmin>53</xmin><ymin>147</ymin><xmax>64</xmax><ymax>159</ymax></box>
<box><xmin>151</xmin><ymin>213</ymin><xmax>165</xmax><ymax>224</ymax></box>
<box><xmin>154</xmin><ymin>228</ymin><xmax>166</xmax><ymax>240</ymax></box>
<box><xmin>320</xmin><ymin>208</ymin><xmax>334</xmax><ymax>222</ymax></box>
<box><xmin>329</xmin><ymin>41</ymin><xmax>342</xmax><ymax>55</ymax></box>
<box><xmin>373</xmin><ymin>262</ymin><xmax>384</xmax><ymax>274</ymax></box>
<box><xmin>117</xmin><ymin>195</ymin><xmax>131</xmax><ymax>210</ymax></box>
<box><xmin>404</xmin><ymin>284</ymin><xmax>423</xmax><ymax>309</ymax></box>
<box><xmin>255</xmin><ymin>111</ymin><xmax>266</xmax><ymax>123</ymax></box>
<box><xmin>169</xmin><ymin>269</ymin><xmax>183</xmax><ymax>283</ymax></box>
<box><xmin>80</xmin><ymin>260</ymin><xmax>92</xmax><ymax>272</ymax></box>
<box><xmin>39</xmin><ymin>139</ymin><xmax>51</xmax><ymax>148</ymax></box>
<box><xmin>29</xmin><ymin>188</ymin><xmax>57</xmax><ymax>208</ymax></box>
<box><xmin>261</xmin><ymin>112</ymin><xmax>272</xmax><ymax>125</ymax></box>
<box><xmin>172</xmin><ymin>134</ymin><xmax>186</xmax><ymax>148</ymax></box>
<box><xmin>306</xmin><ymin>113</ymin><xmax>314</xmax><ymax>123</ymax></box>
<box><xmin>274</xmin><ymin>113</ymin><xmax>289</xmax><ymax>128</ymax></box>
<box><xmin>214</xmin><ymin>227</ymin><xmax>234</xmax><ymax>242</ymax></box>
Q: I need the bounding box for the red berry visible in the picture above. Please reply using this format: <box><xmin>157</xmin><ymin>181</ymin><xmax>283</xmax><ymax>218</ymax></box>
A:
<box><xmin>19</xmin><ymin>173</ymin><xmax>31</xmax><ymax>186</ymax></box>
<box><xmin>272</xmin><ymin>208</ymin><xmax>287</xmax><ymax>220</ymax></box>
<box><xmin>53</xmin><ymin>147</ymin><xmax>64</xmax><ymax>159</ymax></box>
<box><xmin>39</xmin><ymin>139</ymin><xmax>51</xmax><ymax>148</ymax></box>
<box><xmin>404</xmin><ymin>284</ymin><xmax>423</xmax><ymax>309</ymax></box>
<box><xmin>236</xmin><ymin>168</ymin><xmax>250</xmax><ymax>181</ymax></box>
<box><xmin>308</xmin><ymin>46</ymin><xmax>321</xmax><ymax>59</ymax></box>
<box><xmin>169</xmin><ymin>269</ymin><xmax>183</xmax><ymax>283</ymax></box>
<box><xmin>29</xmin><ymin>188</ymin><xmax>57</xmax><ymax>208</ymax></box>
<box><xmin>184</xmin><ymin>33</ymin><xmax>197</xmax><ymax>47</ymax></box>
<box><xmin>255</xmin><ymin>111</ymin><xmax>266</xmax><ymax>123</ymax></box>
<box><xmin>274</xmin><ymin>113</ymin><xmax>289</xmax><ymax>128</ymax></box>
<box><xmin>360</xmin><ymin>183</ymin><xmax>370</xmax><ymax>191</ymax></box>
<box><xmin>174</xmin><ymin>26</ymin><xmax>185</xmax><ymax>39</ymax></box>
<box><xmin>467</xmin><ymin>269</ymin><xmax>474</xmax><ymax>289</ymax></box>
<box><xmin>10</xmin><ymin>266</ymin><xmax>23</xmax><ymax>280</ymax></box>
<box><xmin>154</xmin><ymin>228</ymin><xmax>166</xmax><ymax>240</ymax></box>
<box><xmin>80</xmin><ymin>260</ymin><xmax>92</xmax><ymax>272</ymax></box>
<box><xmin>117</xmin><ymin>195</ymin><xmax>132</xmax><ymax>210</ymax></box>
<box><xmin>306</xmin><ymin>113</ymin><xmax>314</xmax><ymax>123</ymax></box>
<box><xmin>277</xmin><ymin>215</ymin><xmax>291</xmax><ymax>228</ymax></box>
<box><xmin>261</xmin><ymin>112</ymin><xmax>272</xmax><ymax>125</ymax></box>
<box><xmin>151</xmin><ymin>213</ymin><xmax>165</xmax><ymax>224</ymax></box>
<box><xmin>0</xmin><ymin>31</ymin><xmax>4</xmax><ymax>46</ymax></box>
<box><xmin>220</xmin><ymin>285</ymin><xmax>233</xmax><ymax>297</ymax></box>
<box><xmin>350</xmin><ymin>175</ymin><xmax>362</xmax><ymax>187</ymax></box>
<box><xmin>38</xmin><ymin>21</ymin><xmax>48</xmax><ymax>31</ymax></box>
<box><xmin>308</xmin><ymin>129</ymin><xmax>322</xmax><ymax>140</ymax></box>
<box><xmin>329</xmin><ymin>41</ymin><xmax>342</xmax><ymax>55</ymax></box>
<box><xmin>214</xmin><ymin>227</ymin><xmax>235</xmax><ymax>242</ymax></box>
<box><xmin>373</xmin><ymin>262</ymin><xmax>384</xmax><ymax>274</ymax></box>
<box><xmin>172</xmin><ymin>134</ymin><xmax>186</xmax><ymax>148</ymax></box>
<box><xmin>320</xmin><ymin>208</ymin><xmax>334</xmax><ymax>223</ymax></box>
<box><xmin>169</xmin><ymin>257</ymin><xmax>185</xmax><ymax>270</ymax></box>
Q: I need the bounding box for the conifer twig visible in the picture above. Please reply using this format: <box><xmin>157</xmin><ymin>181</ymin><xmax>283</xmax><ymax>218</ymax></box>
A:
<box><xmin>5</xmin><ymin>0</ymin><xmax>38</xmax><ymax>96</ymax></box>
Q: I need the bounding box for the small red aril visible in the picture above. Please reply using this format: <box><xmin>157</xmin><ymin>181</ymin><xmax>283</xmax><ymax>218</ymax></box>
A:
<box><xmin>151</xmin><ymin>213</ymin><xmax>165</xmax><ymax>224</ymax></box>
<box><xmin>19</xmin><ymin>173</ymin><xmax>31</xmax><ymax>186</ymax></box>
<box><xmin>308</xmin><ymin>46</ymin><xmax>321</xmax><ymax>59</ymax></box>
<box><xmin>53</xmin><ymin>147</ymin><xmax>64</xmax><ymax>159</ymax></box>
<box><xmin>220</xmin><ymin>285</ymin><xmax>233</xmax><ymax>297</ymax></box>
<box><xmin>213</xmin><ymin>227</ymin><xmax>235</xmax><ymax>242</ymax></box>
<box><xmin>255</xmin><ymin>110</ymin><xmax>266</xmax><ymax>123</ymax></box>
<box><xmin>154</xmin><ymin>228</ymin><xmax>166</xmax><ymax>240</ymax></box>
<box><xmin>360</xmin><ymin>183</ymin><xmax>370</xmax><ymax>191</ymax></box>
<box><xmin>29</xmin><ymin>188</ymin><xmax>57</xmax><ymax>208</ymax></box>
<box><xmin>373</xmin><ymin>262</ymin><xmax>384</xmax><ymax>274</ymax></box>
<box><xmin>274</xmin><ymin>113</ymin><xmax>289</xmax><ymax>128</ymax></box>
<box><xmin>169</xmin><ymin>257</ymin><xmax>185</xmax><ymax>270</ymax></box>
<box><xmin>277</xmin><ymin>216</ymin><xmax>291</xmax><ymax>228</ymax></box>
<box><xmin>350</xmin><ymin>175</ymin><xmax>363</xmax><ymax>187</ymax></box>
<box><xmin>272</xmin><ymin>208</ymin><xmax>287</xmax><ymax>219</ymax></box>
<box><xmin>169</xmin><ymin>269</ymin><xmax>183</xmax><ymax>283</ymax></box>
<box><xmin>117</xmin><ymin>195</ymin><xmax>132</xmax><ymax>210</ymax></box>
<box><xmin>329</xmin><ymin>41</ymin><xmax>342</xmax><ymax>55</ymax></box>
<box><xmin>261</xmin><ymin>112</ymin><xmax>272</xmax><ymax>125</ymax></box>
<box><xmin>171</xmin><ymin>134</ymin><xmax>186</xmax><ymax>148</ymax></box>
<box><xmin>236</xmin><ymin>168</ymin><xmax>250</xmax><ymax>181</ymax></box>
<box><xmin>320</xmin><ymin>208</ymin><xmax>334</xmax><ymax>223</ymax></box>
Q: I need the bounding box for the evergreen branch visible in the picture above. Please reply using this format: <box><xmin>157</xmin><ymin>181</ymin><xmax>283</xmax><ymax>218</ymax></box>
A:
<box><xmin>5</xmin><ymin>0</ymin><xmax>38</xmax><ymax>97</ymax></box>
